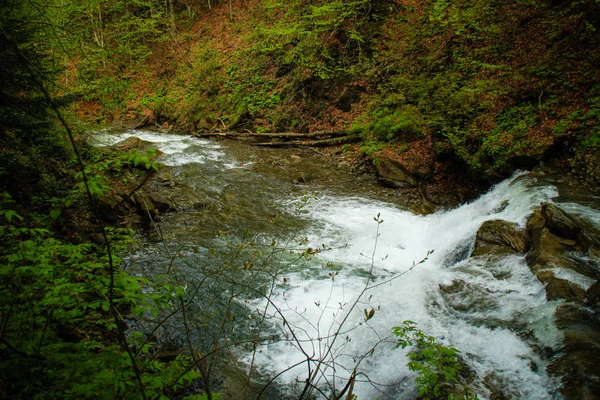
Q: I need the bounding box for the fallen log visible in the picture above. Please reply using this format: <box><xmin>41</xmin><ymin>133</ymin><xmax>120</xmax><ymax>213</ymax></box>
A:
<box><xmin>250</xmin><ymin>135</ymin><xmax>360</xmax><ymax>148</ymax></box>
<box><xmin>194</xmin><ymin>130</ymin><xmax>348</xmax><ymax>139</ymax></box>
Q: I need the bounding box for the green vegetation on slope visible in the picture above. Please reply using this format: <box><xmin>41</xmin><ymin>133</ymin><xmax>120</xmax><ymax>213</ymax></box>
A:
<box><xmin>68</xmin><ymin>0</ymin><xmax>599</xmax><ymax>187</ymax></box>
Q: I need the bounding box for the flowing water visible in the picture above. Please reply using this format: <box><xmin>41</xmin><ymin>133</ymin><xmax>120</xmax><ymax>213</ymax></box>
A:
<box><xmin>92</xmin><ymin>129</ymin><xmax>600</xmax><ymax>399</ymax></box>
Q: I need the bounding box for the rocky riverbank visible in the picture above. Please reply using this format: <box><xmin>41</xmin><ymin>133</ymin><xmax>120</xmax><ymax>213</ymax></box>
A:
<box><xmin>470</xmin><ymin>199</ymin><xmax>600</xmax><ymax>399</ymax></box>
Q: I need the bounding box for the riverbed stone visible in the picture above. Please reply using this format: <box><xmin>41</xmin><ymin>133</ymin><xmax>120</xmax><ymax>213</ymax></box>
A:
<box><xmin>116</xmin><ymin>136</ymin><xmax>150</xmax><ymax>151</ymax></box>
<box><xmin>114</xmin><ymin>115</ymin><xmax>149</xmax><ymax>130</ymax></box>
<box><xmin>586</xmin><ymin>281</ymin><xmax>600</xmax><ymax>310</ymax></box>
<box><xmin>541</xmin><ymin>202</ymin><xmax>600</xmax><ymax>250</ymax></box>
<box><xmin>549</xmin><ymin>304</ymin><xmax>600</xmax><ymax>400</ymax></box>
<box><xmin>372</xmin><ymin>157</ymin><xmax>418</xmax><ymax>188</ymax></box>
<box><xmin>526</xmin><ymin>227</ymin><xmax>572</xmax><ymax>273</ymax></box>
<box><xmin>147</xmin><ymin>192</ymin><xmax>172</xmax><ymax>212</ymax></box>
<box><xmin>537</xmin><ymin>270</ymin><xmax>587</xmax><ymax>304</ymax></box>
<box><xmin>123</xmin><ymin>214</ymin><xmax>144</xmax><ymax>229</ymax></box>
<box><xmin>471</xmin><ymin>220</ymin><xmax>530</xmax><ymax>257</ymax></box>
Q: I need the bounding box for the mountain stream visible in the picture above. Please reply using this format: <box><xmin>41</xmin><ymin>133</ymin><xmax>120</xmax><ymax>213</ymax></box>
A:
<box><xmin>92</xmin><ymin>129</ymin><xmax>600</xmax><ymax>399</ymax></box>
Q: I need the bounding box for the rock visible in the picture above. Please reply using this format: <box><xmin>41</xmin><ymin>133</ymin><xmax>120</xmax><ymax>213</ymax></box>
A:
<box><xmin>549</xmin><ymin>304</ymin><xmax>600</xmax><ymax>400</ymax></box>
<box><xmin>133</xmin><ymin>192</ymin><xmax>155</xmax><ymax>215</ymax></box>
<box><xmin>526</xmin><ymin>210</ymin><xmax>600</xmax><ymax>280</ymax></box>
<box><xmin>294</xmin><ymin>174</ymin><xmax>314</xmax><ymax>184</ymax></box>
<box><xmin>115</xmin><ymin>115</ymin><xmax>149</xmax><ymax>129</ymax></box>
<box><xmin>541</xmin><ymin>202</ymin><xmax>600</xmax><ymax>250</ymax></box>
<box><xmin>586</xmin><ymin>281</ymin><xmax>600</xmax><ymax>309</ymax></box>
<box><xmin>372</xmin><ymin>157</ymin><xmax>418</xmax><ymax>188</ymax></box>
<box><xmin>123</xmin><ymin>214</ymin><xmax>144</xmax><ymax>229</ymax></box>
<box><xmin>148</xmin><ymin>193</ymin><xmax>172</xmax><ymax>212</ymax></box>
<box><xmin>95</xmin><ymin>194</ymin><xmax>120</xmax><ymax>222</ymax></box>
<box><xmin>526</xmin><ymin>228</ymin><xmax>572</xmax><ymax>274</ymax></box>
<box><xmin>116</xmin><ymin>137</ymin><xmax>150</xmax><ymax>151</ymax></box>
<box><xmin>193</xmin><ymin>199</ymin><xmax>213</xmax><ymax>210</ymax></box>
<box><xmin>541</xmin><ymin>202</ymin><xmax>582</xmax><ymax>241</ymax></box>
<box><xmin>537</xmin><ymin>271</ymin><xmax>587</xmax><ymax>304</ymax></box>
<box><xmin>411</xmin><ymin>199</ymin><xmax>436</xmax><ymax>216</ymax></box>
<box><xmin>471</xmin><ymin>220</ymin><xmax>530</xmax><ymax>257</ymax></box>
<box><xmin>413</xmin><ymin>165</ymin><xmax>434</xmax><ymax>181</ymax></box>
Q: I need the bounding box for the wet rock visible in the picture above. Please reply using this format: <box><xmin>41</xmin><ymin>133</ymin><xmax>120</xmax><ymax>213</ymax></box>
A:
<box><xmin>549</xmin><ymin>304</ymin><xmax>600</xmax><ymax>400</ymax></box>
<box><xmin>114</xmin><ymin>115</ymin><xmax>149</xmax><ymax>130</ymax></box>
<box><xmin>123</xmin><ymin>214</ymin><xmax>144</xmax><ymax>229</ymax></box>
<box><xmin>526</xmin><ymin>227</ymin><xmax>573</xmax><ymax>274</ymax></box>
<box><xmin>527</xmin><ymin>209</ymin><xmax>600</xmax><ymax>281</ymax></box>
<box><xmin>541</xmin><ymin>202</ymin><xmax>583</xmax><ymax>241</ymax></box>
<box><xmin>471</xmin><ymin>220</ymin><xmax>530</xmax><ymax>257</ymax></box>
<box><xmin>541</xmin><ymin>202</ymin><xmax>600</xmax><ymax>250</ymax></box>
<box><xmin>116</xmin><ymin>136</ymin><xmax>150</xmax><ymax>151</ymax></box>
<box><xmin>536</xmin><ymin>270</ymin><xmax>586</xmax><ymax>304</ymax></box>
<box><xmin>133</xmin><ymin>192</ymin><xmax>155</xmax><ymax>215</ymax></box>
<box><xmin>148</xmin><ymin>193</ymin><xmax>172</xmax><ymax>213</ymax></box>
<box><xmin>193</xmin><ymin>199</ymin><xmax>213</xmax><ymax>210</ymax></box>
<box><xmin>586</xmin><ymin>281</ymin><xmax>600</xmax><ymax>309</ymax></box>
<box><xmin>410</xmin><ymin>199</ymin><xmax>436</xmax><ymax>216</ymax></box>
<box><xmin>294</xmin><ymin>174</ymin><xmax>314</xmax><ymax>184</ymax></box>
<box><xmin>372</xmin><ymin>157</ymin><xmax>418</xmax><ymax>188</ymax></box>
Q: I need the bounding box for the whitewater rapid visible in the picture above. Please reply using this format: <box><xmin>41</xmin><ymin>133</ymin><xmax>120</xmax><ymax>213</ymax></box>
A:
<box><xmin>93</xmin><ymin>129</ymin><xmax>599</xmax><ymax>399</ymax></box>
<box><xmin>246</xmin><ymin>173</ymin><xmax>564</xmax><ymax>399</ymax></box>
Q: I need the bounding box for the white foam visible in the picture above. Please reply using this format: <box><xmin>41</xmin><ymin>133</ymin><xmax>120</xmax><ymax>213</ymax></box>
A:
<box><xmin>248</xmin><ymin>173</ymin><xmax>566</xmax><ymax>398</ymax></box>
<box><xmin>91</xmin><ymin>129</ymin><xmax>251</xmax><ymax>168</ymax></box>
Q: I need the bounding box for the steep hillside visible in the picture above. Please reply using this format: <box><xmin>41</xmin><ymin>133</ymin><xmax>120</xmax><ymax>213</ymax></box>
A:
<box><xmin>74</xmin><ymin>0</ymin><xmax>600</xmax><ymax>189</ymax></box>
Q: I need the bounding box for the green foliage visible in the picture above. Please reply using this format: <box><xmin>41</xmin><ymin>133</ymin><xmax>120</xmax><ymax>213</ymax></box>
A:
<box><xmin>394</xmin><ymin>321</ymin><xmax>477</xmax><ymax>400</ymax></box>
<box><xmin>258</xmin><ymin>0</ymin><xmax>378</xmax><ymax>80</ymax></box>
<box><xmin>225</xmin><ymin>64</ymin><xmax>281</xmax><ymax>115</ymax></box>
<box><xmin>0</xmin><ymin>198</ymin><xmax>199</xmax><ymax>399</ymax></box>
<box><xmin>359</xmin><ymin>139</ymin><xmax>386</xmax><ymax>155</ymax></box>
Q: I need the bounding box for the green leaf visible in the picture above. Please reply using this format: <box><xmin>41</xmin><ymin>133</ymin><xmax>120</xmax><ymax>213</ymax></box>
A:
<box><xmin>4</xmin><ymin>210</ymin><xmax>24</xmax><ymax>222</ymax></box>
<box><xmin>49</xmin><ymin>209</ymin><xmax>61</xmax><ymax>220</ymax></box>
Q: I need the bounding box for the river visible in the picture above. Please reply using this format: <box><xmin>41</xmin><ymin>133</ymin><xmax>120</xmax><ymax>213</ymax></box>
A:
<box><xmin>92</xmin><ymin>129</ymin><xmax>600</xmax><ymax>399</ymax></box>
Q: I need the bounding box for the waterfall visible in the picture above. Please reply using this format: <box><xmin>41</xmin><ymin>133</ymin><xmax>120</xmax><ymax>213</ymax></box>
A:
<box><xmin>246</xmin><ymin>173</ymin><xmax>564</xmax><ymax>399</ymax></box>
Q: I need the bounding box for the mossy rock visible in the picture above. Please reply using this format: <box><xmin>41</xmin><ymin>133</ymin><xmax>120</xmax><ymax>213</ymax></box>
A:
<box><xmin>372</xmin><ymin>157</ymin><xmax>418</xmax><ymax>188</ymax></box>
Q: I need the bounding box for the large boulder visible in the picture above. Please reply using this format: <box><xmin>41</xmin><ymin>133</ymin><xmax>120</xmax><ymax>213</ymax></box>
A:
<box><xmin>527</xmin><ymin>207</ymin><xmax>600</xmax><ymax>281</ymax></box>
<box><xmin>372</xmin><ymin>157</ymin><xmax>418</xmax><ymax>188</ymax></box>
<box><xmin>471</xmin><ymin>220</ymin><xmax>530</xmax><ymax>257</ymax></box>
<box><xmin>549</xmin><ymin>304</ymin><xmax>600</xmax><ymax>400</ymax></box>
<box><xmin>541</xmin><ymin>202</ymin><xmax>600</xmax><ymax>250</ymax></box>
<box><xmin>114</xmin><ymin>115</ymin><xmax>149</xmax><ymax>130</ymax></box>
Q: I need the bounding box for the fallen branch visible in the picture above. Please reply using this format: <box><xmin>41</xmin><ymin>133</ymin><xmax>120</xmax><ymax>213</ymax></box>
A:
<box><xmin>250</xmin><ymin>135</ymin><xmax>360</xmax><ymax>148</ymax></box>
<box><xmin>194</xmin><ymin>130</ymin><xmax>349</xmax><ymax>140</ymax></box>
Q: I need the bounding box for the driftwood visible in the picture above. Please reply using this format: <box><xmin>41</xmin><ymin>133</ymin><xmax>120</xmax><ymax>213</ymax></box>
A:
<box><xmin>194</xmin><ymin>130</ymin><xmax>348</xmax><ymax>139</ymax></box>
<box><xmin>250</xmin><ymin>135</ymin><xmax>360</xmax><ymax>148</ymax></box>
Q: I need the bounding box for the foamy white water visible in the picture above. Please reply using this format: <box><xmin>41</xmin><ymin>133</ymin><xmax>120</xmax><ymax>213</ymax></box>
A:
<box><xmin>246</xmin><ymin>173</ymin><xmax>566</xmax><ymax>399</ymax></box>
<box><xmin>91</xmin><ymin>129</ymin><xmax>251</xmax><ymax>168</ymax></box>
